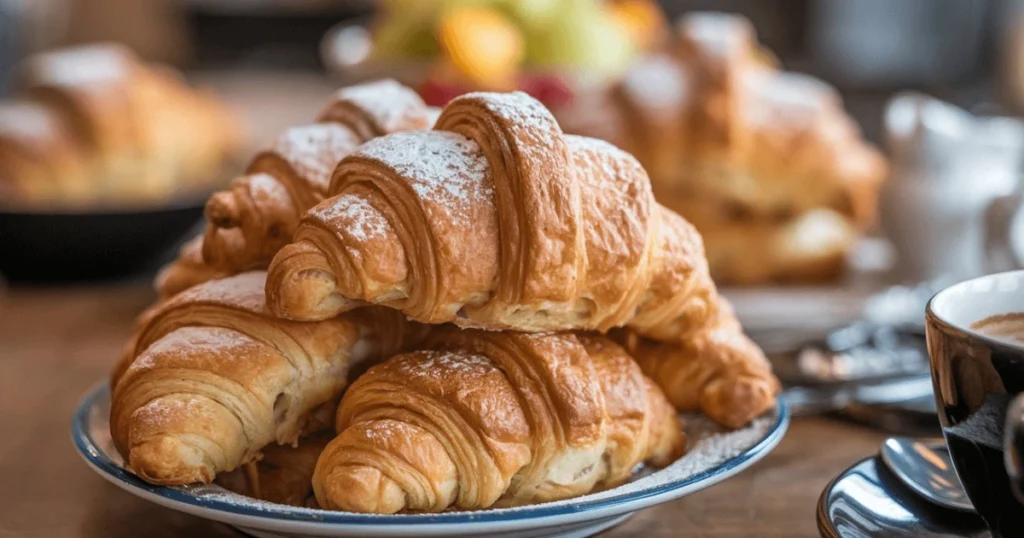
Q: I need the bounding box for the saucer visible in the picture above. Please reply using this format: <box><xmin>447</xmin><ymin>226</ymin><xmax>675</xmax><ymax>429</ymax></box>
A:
<box><xmin>818</xmin><ymin>457</ymin><xmax>989</xmax><ymax>537</ymax></box>
<box><xmin>74</xmin><ymin>383</ymin><xmax>788</xmax><ymax>538</ymax></box>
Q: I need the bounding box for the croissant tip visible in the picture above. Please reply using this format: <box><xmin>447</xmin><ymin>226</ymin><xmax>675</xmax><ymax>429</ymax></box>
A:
<box><xmin>205</xmin><ymin>191</ymin><xmax>242</xmax><ymax>228</ymax></box>
<box><xmin>701</xmin><ymin>376</ymin><xmax>778</xmax><ymax>429</ymax></box>
<box><xmin>316</xmin><ymin>465</ymin><xmax>406</xmax><ymax>514</ymax></box>
<box><xmin>129</xmin><ymin>437</ymin><xmax>214</xmax><ymax>486</ymax></box>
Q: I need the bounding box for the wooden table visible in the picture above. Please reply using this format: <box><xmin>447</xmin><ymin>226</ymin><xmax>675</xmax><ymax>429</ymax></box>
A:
<box><xmin>0</xmin><ymin>283</ymin><xmax>888</xmax><ymax>538</ymax></box>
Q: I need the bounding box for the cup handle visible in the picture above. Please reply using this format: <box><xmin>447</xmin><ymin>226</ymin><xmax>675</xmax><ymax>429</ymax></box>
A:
<box><xmin>1004</xmin><ymin>393</ymin><xmax>1024</xmax><ymax>504</ymax></box>
<box><xmin>984</xmin><ymin>190</ymin><xmax>1024</xmax><ymax>273</ymax></box>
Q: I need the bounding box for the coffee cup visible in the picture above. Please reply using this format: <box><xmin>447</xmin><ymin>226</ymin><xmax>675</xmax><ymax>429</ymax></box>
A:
<box><xmin>926</xmin><ymin>270</ymin><xmax>1024</xmax><ymax>536</ymax></box>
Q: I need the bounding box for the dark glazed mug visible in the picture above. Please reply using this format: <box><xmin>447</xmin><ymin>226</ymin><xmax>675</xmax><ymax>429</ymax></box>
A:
<box><xmin>926</xmin><ymin>271</ymin><xmax>1024</xmax><ymax>537</ymax></box>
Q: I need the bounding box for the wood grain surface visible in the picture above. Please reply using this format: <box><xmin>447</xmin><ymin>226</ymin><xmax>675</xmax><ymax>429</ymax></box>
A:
<box><xmin>0</xmin><ymin>282</ymin><xmax>888</xmax><ymax>538</ymax></box>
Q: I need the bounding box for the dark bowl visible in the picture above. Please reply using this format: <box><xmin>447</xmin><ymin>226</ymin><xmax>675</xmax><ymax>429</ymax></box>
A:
<box><xmin>0</xmin><ymin>197</ymin><xmax>207</xmax><ymax>283</ymax></box>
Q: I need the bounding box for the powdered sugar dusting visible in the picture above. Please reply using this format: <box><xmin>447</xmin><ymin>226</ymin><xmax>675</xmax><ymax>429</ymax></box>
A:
<box><xmin>355</xmin><ymin>131</ymin><xmax>491</xmax><ymax>223</ymax></box>
<box><xmin>134</xmin><ymin>395</ymin><xmax>209</xmax><ymax>429</ymax></box>
<box><xmin>623</xmin><ymin>55</ymin><xmax>688</xmax><ymax>113</ymax></box>
<box><xmin>26</xmin><ymin>44</ymin><xmax>132</xmax><ymax>87</ymax></box>
<box><xmin>271</xmin><ymin>124</ymin><xmax>360</xmax><ymax>190</ymax></box>
<box><xmin>743</xmin><ymin>69</ymin><xmax>837</xmax><ymax>129</ymax></box>
<box><xmin>396</xmin><ymin>351</ymin><xmax>497</xmax><ymax>379</ymax></box>
<box><xmin>174</xmin><ymin>271</ymin><xmax>268</xmax><ymax>314</ymax></box>
<box><xmin>458</xmin><ymin>92</ymin><xmax>563</xmax><ymax>164</ymax></box>
<box><xmin>679</xmin><ymin>12</ymin><xmax>752</xmax><ymax>58</ymax></box>
<box><xmin>328</xmin><ymin>80</ymin><xmax>428</xmax><ymax>134</ymax></box>
<box><xmin>566</xmin><ymin>135</ymin><xmax>632</xmax><ymax>163</ymax></box>
<box><xmin>310</xmin><ymin>194</ymin><xmax>389</xmax><ymax>242</ymax></box>
<box><xmin>565</xmin><ymin>135</ymin><xmax>643</xmax><ymax>183</ymax></box>
<box><xmin>246</xmin><ymin>173</ymin><xmax>287</xmax><ymax>201</ymax></box>
<box><xmin>362</xmin><ymin>421</ymin><xmax>397</xmax><ymax>443</ymax></box>
<box><xmin>0</xmin><ymin>102</ymin><xmax>64</xmax><ymax>142</ymax></box>
<box><xmin>467</xmin><ymin>91</ymin><xmax>556</xmax><ymax>132</ymax></box>
<box><xmin>134</xmin><ymin>327</ymin><xmax>257</xmax><ymax>370</ymax></box>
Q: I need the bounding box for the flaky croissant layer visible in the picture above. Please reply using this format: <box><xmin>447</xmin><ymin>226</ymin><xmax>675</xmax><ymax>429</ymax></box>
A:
<box><xmin>312</xmin><ymin>329</ymin><xmax>684</xmax><ymax>513</ymax></box>
<box><xmin>263</xmin><ymin>89</ymin><xmax>778</xmax><ymax>430</ymax></box>
<box><xmin>110</xmin><ymin>271</ymin><xmax>425</xmax><ymax>485</ymax></box>
<box><xmin>202</xmin><ymin>79</ymin><xmax>439</xmax><ymax>274</ymax></box>
<box><xmin>265</xmin><ymin>91</ymin><xmax>722</xmax><ymax>343</ymax></box>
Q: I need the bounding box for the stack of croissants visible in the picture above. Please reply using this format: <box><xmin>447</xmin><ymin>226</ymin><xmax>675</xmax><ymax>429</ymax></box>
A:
<box><xmin>110</xmin><ymin>79</ymin><xmax>780</xmax><ymax>513</ymax></box>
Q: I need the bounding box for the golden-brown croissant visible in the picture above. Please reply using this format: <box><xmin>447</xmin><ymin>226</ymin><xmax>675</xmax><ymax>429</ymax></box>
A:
<box><xmin>202</xmin><ymin>80</ymin><xmax>437</xmax><ymax>273</ymax></box>
<box><xmin>564</xmin><ymin>12</ymin><xmax>887</xmax><ymax>284</ymax></box>
<box><xmin>0</xmin><ymin>101</ymin><xmax>91</xmax><ymax>205</ymax></box>
<box><xmin>615</xmin><ymin>300</ymin><xmax>780</xmax><ymax>429</ymax></box>
<box><xmin>18</xmin><ymin>43</ymin><xmax>240</xmax><ymax>204</ymax></box>
<box><xmin>316</xmin><ymin>79</ymin><xmax>442</xmax><ymax>141</ymax></box>
<box><xmin>672</xmin><ymin>200</ymin><xmax>858</xmax><ymax>284</ymax></box>
<box><xmin>312</xmin><ymin>329</ymin><xmax>684</xmax><ymax>513</ymax></box>
<box><xmin>265</xmin><ymin>91</ymin><xmax>724</xmax><ymax>344</ymax></box>
<box><xmin>153</xmin><ymin>235</ymin><xmax>227</xmax><ymax>300</ymax></box>
<box><xmin>110</xmin><ymin>271</ymin><xmax>424</xmax><ymax>486</ymax></box>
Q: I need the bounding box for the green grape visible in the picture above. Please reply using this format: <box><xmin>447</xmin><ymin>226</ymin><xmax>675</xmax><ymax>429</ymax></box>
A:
<box><xmin>526</xmin><ymin>0</ymin><xmax>635</xmax><ymax>75</ymax></box>
<box><xmin>505</xmin><ymin>0</ymin><xmax>561</xmax><ymax>31</ymax></box>
<box><xmin>373</xmin><ymin>16</ymin><xmax>440</xmax><ymax>59</ymax></box>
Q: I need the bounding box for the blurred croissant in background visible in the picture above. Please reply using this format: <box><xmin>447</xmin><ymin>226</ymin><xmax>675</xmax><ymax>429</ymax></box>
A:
<box><xmin>0</xmin><ymin>43</ymin><xmax>241</xmax><ymax>207</ymax></box>
<box><xmin>562</xmin><ymin>12</ymin><xmax>888</xmax><ymax>285</ymax></box>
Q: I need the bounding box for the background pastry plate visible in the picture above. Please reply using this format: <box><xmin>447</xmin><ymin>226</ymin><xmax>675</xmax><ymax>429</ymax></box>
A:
<box><xmin>0</xmin><ymin>195</ymin><xmax>207</xmax><ymax>282</ymax></box>
<box><xmin>74</xmin><ymin>382</ymin><xmax>789</xmax><ymax>538</ymax></box>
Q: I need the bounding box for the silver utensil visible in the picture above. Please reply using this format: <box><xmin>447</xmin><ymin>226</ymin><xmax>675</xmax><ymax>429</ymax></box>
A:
<box><xmin>783</xmin><ymin>374</ymin><xmax>934</xmax><ymax>417</ymax></box>
<box><xmin>880</xmin><ymin>437</ymin><xmax>976</xmax><ymax>513</ymax></box>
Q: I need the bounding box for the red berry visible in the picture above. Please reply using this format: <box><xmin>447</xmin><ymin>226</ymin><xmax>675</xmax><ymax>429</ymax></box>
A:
<box><xmin>520</xmin><ymin>74</ymin><xmax>574</xmax><ymax>107</ymax></box>
<box><xmin>418</xmin><ymin>78</ymin><xmax>465</xmax><ymax>107</ymax></box>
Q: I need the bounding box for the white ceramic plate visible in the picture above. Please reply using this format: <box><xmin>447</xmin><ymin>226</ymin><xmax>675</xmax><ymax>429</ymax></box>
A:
<box><xmin>73</xmin><ymin>383</ymin><xmax>789</xmax><ymax>538</ymax></box>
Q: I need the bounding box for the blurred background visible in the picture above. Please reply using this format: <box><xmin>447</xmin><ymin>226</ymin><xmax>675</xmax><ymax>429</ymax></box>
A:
<box><xmin>0</xmin><ymin>0</ymin><xmax>1015</xmax><ymax>144</ymax></box>
<box><xmin>3</xmin><ymin>0</ymin><xmax>1024</xmax><ymax>419</ymax></box>
<box><xmin>6</xmin><ymin>5</ymin><xmax>1024</xmax><ymax>533</ymax></box>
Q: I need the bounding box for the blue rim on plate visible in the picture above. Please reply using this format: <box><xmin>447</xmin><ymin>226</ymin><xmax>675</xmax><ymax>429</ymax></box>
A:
<box><xmin>73</xmin><ymin>382</ymin><xmax>789</xmax><ymax>530</ymax></box>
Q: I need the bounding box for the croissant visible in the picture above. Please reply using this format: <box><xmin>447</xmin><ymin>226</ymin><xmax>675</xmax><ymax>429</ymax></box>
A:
<box><xmin>266</xmin><ymin>91</ymin><xmax>723</xmax><ymax>344</ymax></box>
<box><xmin>153</xmin><ymin>235</ymin><xmax>227</xmax><ymax>300</ymax></box>
<box><xmin>312</xmin><ymin>329</ymin><xmax>684</xmax><ymax>513</ymax></box>
<box><xmin>0</xmin><ymin>101</ymin><xmax>92</xmax><ymax>205</ymax></box>
<box><xmin>582</xmin><ymin>12</ymin><xmax>886</xmax><ymax>284</ymax></box>
<box><xmin>615</xmin><ymin>300</ymin><xmax>780</xmax><ymax>429</ymax></box>
<box><xmin>673</xmin><ymin>202</ymin><xmax>858</xmax><ymax>284</ymax></box>
<box><xmin>202</xmin><ymin>80</ymin><xmax>437</xmax><ymax>273</ymax></box>
<box><xmin>110</xmin><ymin>271</ymin><xmax>423</xmax><ymax>486</ymax></box>
<box><xmin>19</xmin><ymin>43</ymin><xmax>240</xmax><ymax>203</ymax></box>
